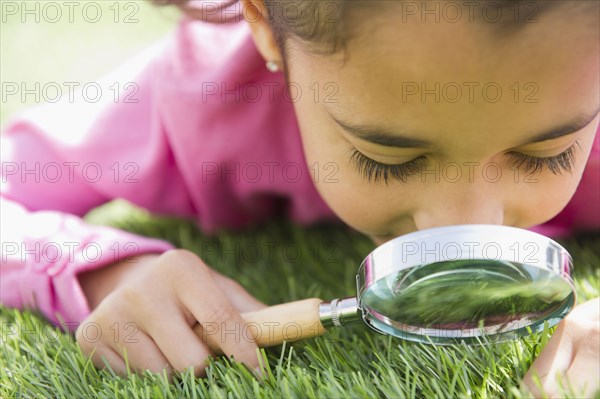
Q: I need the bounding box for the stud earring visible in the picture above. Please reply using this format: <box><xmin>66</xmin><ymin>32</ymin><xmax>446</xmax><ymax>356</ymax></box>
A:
<box><xmin>266</xmin><ymin>60</ymin><xmax>280</xmax><ymax>73</ymax></box>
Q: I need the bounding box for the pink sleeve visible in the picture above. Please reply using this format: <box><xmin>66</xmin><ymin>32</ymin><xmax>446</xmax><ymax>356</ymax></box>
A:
<box><xmin>0</xmin><ymin>37</ymin><xmax>195</xmax><ymax>331</ymax></box>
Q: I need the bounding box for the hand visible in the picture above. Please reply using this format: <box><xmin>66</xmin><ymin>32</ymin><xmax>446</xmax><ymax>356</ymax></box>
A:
<box><xmin>76</xmin><ymin>249</ymin><xmax>266</xmax><ymax>378</ymax></box>
<box><xmin>521</xmin><ymin>297</ymin><xmax>600</xmax><ymax>398</ymax></box>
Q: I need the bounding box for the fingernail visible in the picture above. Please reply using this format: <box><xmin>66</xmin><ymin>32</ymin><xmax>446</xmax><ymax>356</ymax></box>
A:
<box><xmin>253</xmin><ymin>366</ymin><xmax>265</xmax><ymax>380</ymax></box>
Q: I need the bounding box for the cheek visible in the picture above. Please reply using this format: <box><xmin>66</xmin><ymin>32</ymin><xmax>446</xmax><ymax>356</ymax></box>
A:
<box><xmin>511</xmin><ymin>125</ymin><xmax>598</xmax><ymax>227</ymax></box>
<box><xmin>286</xmin><ymin>48</ymin><xmax>407</xmax><ymax>233</ymax></box>
<box><xmin>305</xmin><ymin>141</ymin><xmax>413</xmax><ymax>233</ymax></box>
<box><xmin>315</xmin><ymin>177</ymin><xmax>407</xmax><ymax>234</ymax></box>
<box><xmin>292</xmin><ymin>100</ymin><xmax>414</xmax><ymax>233</ymax></box>
<box><xmin>513</xmin><ymin>178</ymin><xmax>579</xmax><ymax>227</ymax></box>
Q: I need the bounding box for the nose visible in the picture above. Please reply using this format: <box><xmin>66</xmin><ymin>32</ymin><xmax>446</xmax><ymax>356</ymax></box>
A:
<box><xmin>412</xmin><ymin>193</ymin><xmax>505</xmax><ymax>231</ymax></box>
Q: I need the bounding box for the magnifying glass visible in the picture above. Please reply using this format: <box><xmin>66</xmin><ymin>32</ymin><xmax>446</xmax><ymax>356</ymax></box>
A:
<box><xmin>193</xmin><ymin>225</ymin><xmax>576</xmax><ymax>351</ymax></box>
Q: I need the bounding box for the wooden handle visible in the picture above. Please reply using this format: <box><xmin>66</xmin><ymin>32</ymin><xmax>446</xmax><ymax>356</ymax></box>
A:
<box><xmin>192</xmin><ymin>298</ymin><xmax>327</xmax><ymax>354</ymax></box>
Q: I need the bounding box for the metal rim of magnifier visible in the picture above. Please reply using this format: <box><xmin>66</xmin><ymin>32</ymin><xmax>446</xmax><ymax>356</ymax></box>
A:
<box><xmin>358</xmin><ymin>224</ymin><xmax>577</xmax><ymax>344</ymax></box>
<box><xmin>322</xmin><ymin>224</ymin><xmax>576</xmax><ymax>345</ymax></box>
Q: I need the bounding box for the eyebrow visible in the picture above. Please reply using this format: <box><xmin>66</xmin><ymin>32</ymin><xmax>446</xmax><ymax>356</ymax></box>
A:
<box><xmin>330</xmin><ymin>109</ymin><xmax>600</xmax><ymax>149</ymax></box>
<box><xmin>523</xmin><ymin>109</ymin><xmax>600</xmax><ymax>145</ymax></box>
<box><xmin>330</xmin><ymin>115</ymin><xmax>431</xmax><ymax>148</ymax></box>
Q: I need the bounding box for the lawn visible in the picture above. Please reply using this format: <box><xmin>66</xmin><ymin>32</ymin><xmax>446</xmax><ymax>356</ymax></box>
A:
<box><xmin>1</xmin><ymin>200</ymin><xmax>599</xmax><ymax>398</ymax></box>
<box><xmin>1</xmin><ymin>1</ymin><xmax>599</xmax><ymax>398</ymax></box>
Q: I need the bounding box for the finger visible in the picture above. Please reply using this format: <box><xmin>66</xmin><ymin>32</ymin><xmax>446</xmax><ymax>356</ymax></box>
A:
<box><xmin>179</xmin><ymin>267</ymin><xmax>260</xmax><ymax>368</ymax></box>
<box><xmin>210</xmin><ymin>270</ymin><xmax>267</xmax><ymax>313</ymax></box>
<box><xmin>145</xmin><ymin>308</ymin><xmax>214</xmax><ymax>377</ymax></box>
<box><xmin>521</xmin><ymin>299</ymin><xmax>600</xmax><ymax>398</ymax></box>
<box><xmin>76</xmin><ymin>324</ymin><xmax>128</xmax><ymax>376</ymax></box>
<box><xmin>569</xmin><ymin>297</ymin><xmax>600</xmax><ymax>321</ymax></box>
<box><xmin>89</xmin><ymin>345</ymin><xmax>129</xmax><ymax>377</ymax></box>
<box><xmin>230</xmin><ymin>290</ymin><xmax>267</xmax><ymax>313</ymax></box>
<box><xmin>563</xmin><ymin>339</ymin><xmax>600</xmax><ymax>398</ymax></box>
<box><xmin>107</xmin><ymin>328</ymin><xmax>172</xmax><ymax>376</ymax></box>
<box><xmin>522</xmin><ymin>321</ymin><xmax>574</xmax><ymax>398</ymax></box>
<box><xmin>561</xmin><ymin>311</ymin><xmax>600</xmax><ymax>398</ymax></box>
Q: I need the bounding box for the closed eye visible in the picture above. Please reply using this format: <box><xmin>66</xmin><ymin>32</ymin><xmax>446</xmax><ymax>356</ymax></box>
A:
<box><xmin>507</xmin><ymin>142</ymin><xmax>580</xmax><ymax>175</ymax></box>
<box><xmin>349</xmin><ymin>148</ymin><xmax>427</xmax><ymax>184</ymax></box>
<box><xmin>350</xmin><ymin>141</ymin><xmax>580</xmax><ymax>184</ymax></box>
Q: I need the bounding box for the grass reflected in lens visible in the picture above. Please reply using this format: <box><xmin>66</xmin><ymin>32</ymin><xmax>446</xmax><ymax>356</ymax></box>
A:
<box><xmin>361</xmin><ymin>260</ymin><xmax>573</xmax><ymax>331</ymax></box>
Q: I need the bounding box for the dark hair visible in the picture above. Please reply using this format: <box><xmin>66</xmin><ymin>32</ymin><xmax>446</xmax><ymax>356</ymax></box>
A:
<box><xmin>152</xmin><ymin>0</ymin><xmax>598</xmax><ymax>67</ymax></box>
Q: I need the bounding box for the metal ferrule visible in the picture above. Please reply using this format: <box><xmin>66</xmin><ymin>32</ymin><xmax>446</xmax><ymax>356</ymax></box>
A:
<box><xmin>319</xmin><ymin>297</ymin><xmax>360</xmax><ymax>328</ymax></box>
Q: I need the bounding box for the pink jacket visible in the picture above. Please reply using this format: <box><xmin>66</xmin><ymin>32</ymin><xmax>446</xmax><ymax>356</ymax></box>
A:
<box><xmin>1</xmin><ymin>18</ymin><xmax>598</xmax><ymax>331</ymax></box>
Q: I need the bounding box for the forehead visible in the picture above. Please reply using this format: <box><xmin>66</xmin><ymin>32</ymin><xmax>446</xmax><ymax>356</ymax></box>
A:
<box><xmin>331</xmin><ymin>2</ymin><xmax>595</xmax><ymax>80</ymax></box>
<box><xmin>287</xmin><ymin>2</ymin><xmax>599</xmax><ymax>150</ymax></box>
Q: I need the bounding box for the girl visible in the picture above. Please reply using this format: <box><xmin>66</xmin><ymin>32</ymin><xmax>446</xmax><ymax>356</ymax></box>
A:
<box><xmin>1</xmin><ymin>0</ymin><xmax>598</xmax><ymax>396</ymax></box>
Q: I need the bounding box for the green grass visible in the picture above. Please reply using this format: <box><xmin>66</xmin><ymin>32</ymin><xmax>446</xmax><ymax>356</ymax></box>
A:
<box><xmin>1</xmin><ymin>199</ymin><xmax>599</xmax><ymax>398</ymax></box>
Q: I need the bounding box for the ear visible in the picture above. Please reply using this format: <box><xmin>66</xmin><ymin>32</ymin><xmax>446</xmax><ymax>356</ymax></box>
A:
<box><xmin>240</xmin><ymin>0</ymin><xmax>283</xmax><ymax>67</ymax></box>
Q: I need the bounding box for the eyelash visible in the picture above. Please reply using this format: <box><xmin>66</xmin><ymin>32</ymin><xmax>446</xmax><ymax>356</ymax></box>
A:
<box><xmin>350</xmin><ymin>142</ymin><xmax>579</xmax><ymax>184</ymax></box>
<box><xmin>350</xmin><ymin>150</ymin><xmax>426</xmax><ymax>184</ymax></box>
<box><xmin>506</xmin><ymin>142</ymin><xmax>579</xmax><ymax>175</ymax></box>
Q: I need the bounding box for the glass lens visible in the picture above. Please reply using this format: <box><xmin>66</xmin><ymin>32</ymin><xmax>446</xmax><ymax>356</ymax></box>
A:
<box><xmin>360</xmin><ymin>259</ymin><xmax>575</xmax><ymax>344</ymax></box>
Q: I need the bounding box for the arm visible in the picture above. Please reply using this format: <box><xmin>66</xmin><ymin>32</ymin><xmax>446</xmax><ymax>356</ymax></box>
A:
<box><xmin>0</xmin><ymin>37</ymin><xmax>196</xmax><ymax>330</ymax></box>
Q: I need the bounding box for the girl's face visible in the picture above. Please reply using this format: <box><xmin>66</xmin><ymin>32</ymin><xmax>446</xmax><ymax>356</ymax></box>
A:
<box><xmin>245</xmin><ymin>1</ymin><xmax>599</xmax><ymax>245</ymax></box>
<box><xmin>282</xmin><ymin>3</ymin><xmax>599</xmax><ymax>245</ymax></box>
